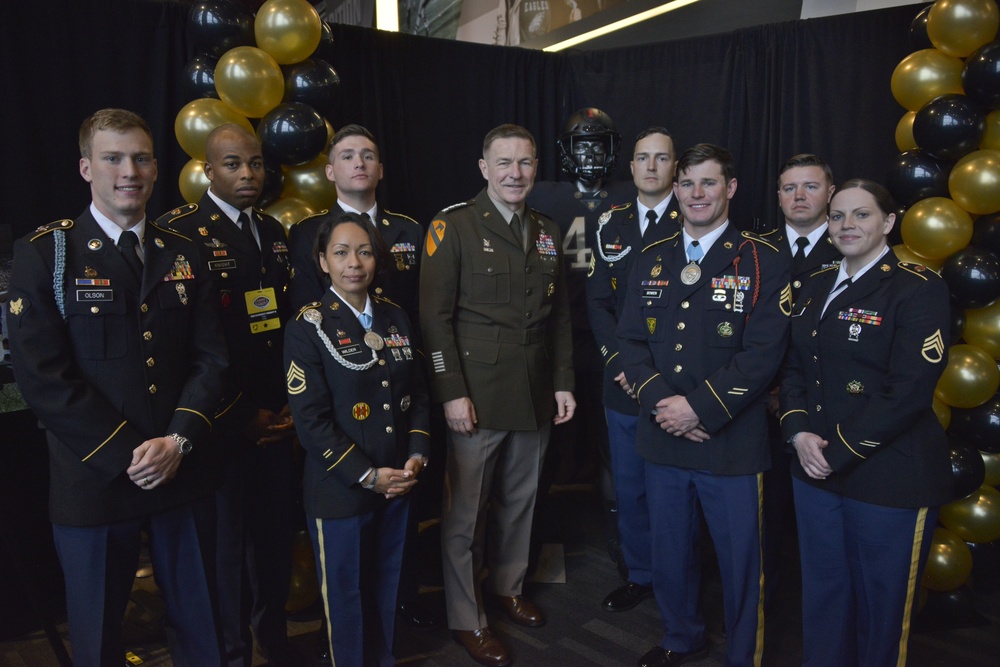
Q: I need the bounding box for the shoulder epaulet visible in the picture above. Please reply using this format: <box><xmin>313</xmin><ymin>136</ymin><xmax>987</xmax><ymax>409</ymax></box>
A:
<box><xmin>643</xmin><ymin>234</ymin><xmax>678</xmax><ymax>251</ymax></box>
<box><xmin>809</xmin><ymin>265</ymin><xmax>839</xmax><ymax>278</ymax></box>
<box><xmin>148</xmin><ymin>219</ymin><xmax>192</xmax><ymax>241</ymax></box>
<box><xmin>440</xmin><ymin>201</ymin><xmax>472</xmax><ymax>214</ymax></box>
<box><xmin>759</xmin><ymin>228</ymin><xmax>781</xmax><ymax>238</ymax></box>
<box><xmin>740</xmin><ymin>230</ymin><xmax>779</xmax><ymax>253</ymax></box>
<box><xmin>29</xmin><ymin>219</ymin><xmax>73</xmax><ymax>241</ymax></box>
<box><xmin>610</xmin><ymin>202</ymin><xmax>633</xmax><ymax>211</ymax></box>
<box><xmin>373</xmin><ymin>294</ymin><xmax>402</xmax><ymax>309</ymax></box>
<box><xmin>156</xmin><ymin>203</ymin><xmax>198</xmax><ymax>226</ymax></box>
<box><xmin>298</xmin><ymin>210</ymin><xmax>330</xmax><ymax>223</ymax></box>
<box><xmin>897</xmin><ymin>261</ymin><xmax>933</xmax><ymax>281</ymax></box>
<box><xmin>295</xmin><ymin>302</ymin><xmax>323</xmax><ymax>320</ymax></box>
<box><xmin>383</xmin><ymin>210</ymin><xmax>421</xmax><ymax>226</ymax></box>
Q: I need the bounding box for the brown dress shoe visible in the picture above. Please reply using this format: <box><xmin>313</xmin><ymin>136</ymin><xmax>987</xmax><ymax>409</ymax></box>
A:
<box><xmin>496</xmin><ymin>595</ymin><xmax>546</xmax><ymax>627</ymax></box>
<box><xmin>453</xmin><ymin>627</ymin><xmax>511</xmax><ymax>667</ymax></box>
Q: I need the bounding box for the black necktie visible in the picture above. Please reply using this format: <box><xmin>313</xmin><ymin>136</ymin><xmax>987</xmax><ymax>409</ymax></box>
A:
<box><xmin>644</xmin><ymin>210</ymin><xmax>657</xmax><ymax>240</ymax></box>
<box><xmin>792</xmin><ymin>237</ymin><xmax>810</xmax><ymax>270</ymax></box>
<box><xmin>117</xmin><ymin>230</ymin><xmax>143</xmax><ymax>280</ymax></box>
<box><xmin>238</xmin><ymin>211</ymin><xmax>258</xmax><ymax>249</ymax></box>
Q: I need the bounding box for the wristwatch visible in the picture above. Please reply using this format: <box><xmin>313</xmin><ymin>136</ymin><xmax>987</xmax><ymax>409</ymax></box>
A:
<box><xmin>168</xmin><ymin>433</ymin><xmax>193</xmax><ymax>455</ymax></box>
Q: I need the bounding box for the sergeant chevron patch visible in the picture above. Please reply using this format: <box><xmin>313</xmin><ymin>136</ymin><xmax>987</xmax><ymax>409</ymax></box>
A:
<box><xmin>286</xmin><ymin>361</ymin><xmax>307</xmax><ymax>395</ymax></box>
<box><xmin>922</xmin><ymin>330</ymin><xmax>945</xmax><ymax>363</ymax></box>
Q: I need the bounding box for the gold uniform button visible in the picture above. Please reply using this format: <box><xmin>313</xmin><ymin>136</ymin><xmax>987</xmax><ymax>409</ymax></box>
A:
<box><xmin>677</xmin><ymin>322</ymin><xmax>685</xmax><ymax>330</ymax></box>
<box><xmin>383</xmin><ymin>403</ymin><xmax>391</xmax><ymax>411</ymax></box>
<box><xmin>143</xmin><ymin>331</ymin><xmax>153</xmax><ymax>341</ymax></box>
<box><xmin>90</xmin><ymin>306</ymin><xmax>100</xmax><ymax>314</ymax></box>
<box><xmin>815</xmin><ymin>380</ymin><xmax>820</xmax><ymax>387</ymax></box>
<box><xmin>725</xmin><ymin>304</ymin><xmax>732</xmax><ymax>310</ymax></box>
<box><xmin>378</xmin><ymin>359</ymin><xmax>386</xmax><ymax>366</ymax></box>
<box><xmin>149</xmin><ymin>384</ymin><xmax>157</xmax><ymax>394</ymax></box>
<box><xmin>816</xmin><ymin>405</ymin><xmax>822</xmax><ymax>412</ymax></box>
<box><xmin>675</xmin><ymin>344</ymin><xmax>683</xmax><ymax>351</ymax></box>
<box><xmin>385</xmin><ymin>426</ymin><xmax>394</xmax><ymax>433</ymax></box>
<box><xmin>674</xmin><ymin>365</ymin><xmax>682</xmax><ymax>373</ymax></box>
<box><xmin>681</xmin><ymin>301</ymin><xmax>689</xmax><ymax>309</ymax></box>
<box><xmin>812</xmin><ymin>355</ymin><xmax>818</xmax><ymax>362</ymax></box>
<box><xmin>381</xmin><ymin>380</ymin><xmax>389</xmax><ymax>387</ymax></box>
<box><xmin>793</xmin><ymin>280</ymin><xmax>802</xmax><ymax>289</ymax></box>
<box><xmin>267</xmin><ymin>340</ymin><xmax>273</xmax><ymax>348</ymax></box>
<box><xmin>140</xmin><ymin>303</ymin><xmax>149</xmax><ymax>313</ymax></box>
<box><xmin>221</xmin><ymin>272</ymin><xmax>229</xmax><ymax>278</ymax></box>
<box><xmin>261</xmin><ymin>267</ymin><xmax>267</xmax><ymax>274</ymax></box>
<box><xmin>146</xmin><ymin>357</ymin><xmax>155</xmax><ymax>367</ymax></box>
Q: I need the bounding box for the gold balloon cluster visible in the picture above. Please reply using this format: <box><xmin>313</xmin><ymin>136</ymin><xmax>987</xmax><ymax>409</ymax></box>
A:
<box><xmin>173</xmin><ymin>0</ymin><xmax>336</xmax><ymax>225</ymax></box>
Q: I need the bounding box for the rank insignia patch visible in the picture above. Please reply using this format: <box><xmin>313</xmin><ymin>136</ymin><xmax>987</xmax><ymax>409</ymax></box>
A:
<box><xmin>9</xmin><ymin>298</ymin><xmax>23</xmax><ymax>315</ymax></box>
<box><xmin>922</xmin><ymin>329</ymin><xmax>945</xmax><ymax>363</ymax></box>
<box><xmin>779</xmin><ymin>284</ymin><xmax>793</xmax><ymax>316</ymax></box>
<box><xmin>286</xmin><ymin>361</ymin><xmax>306</xmax><ymax>395</ymax></box>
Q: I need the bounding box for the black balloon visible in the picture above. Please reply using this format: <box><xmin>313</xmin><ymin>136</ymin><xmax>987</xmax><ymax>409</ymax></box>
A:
<box><xmin>913</xmin><ymin>586</ymin><xmax>987</xmax><ymax>632</ymax></box>
<box><xmin>950</xmin><ymin>393</ymin><xmax>1000</xmax><ymax>453</ymax></box>
<box><xmin>259</xmin><ymin>161</ymin><xmax>285</xmax><ymax>209</ymax></box>
<box><xmin>949</xmin><ymin>441</ymin><xmax>987</xmax><ymax>500</ymax></box>
<box><xmin>188</xmin><ymin>0</ymin><xmax>254</xmax><ymax>58</ymax></box>
<box><xmin>967</xmin><ymin>539</ymin><xmax>1000</xmax><ymax>592</ymax></box>
<box><xmin>886</xmin><ymin>150</ymin><xmax>952</xmax><ymax>207</ymax></box>
<box><xmin>972</xmin><ymin>213</ymin><xmax>1000</xmax><ymax>257</ymax></box>
<box><xmin>311</xmin><ymin>21</ymin><xmax>337</xmax><ymax>66</ymax></box>
<box><xmin>941</xmin><ymin>246</ymin><xmax>1000</xmax><ymax>309</ymax></box>
<box><xmin>257</xmin><ymin>102</ymin><xmax>327</xmax><ymax>166</ymax></box>
<box><xmin>964</xmin><ymin>41</ymin><xmax>1000</xmax><ymax>110</ymax></box>
<box><xmin>950</xmin><ymin>300</ymin><xmax>966</xmax><ymax>344</ymax></box>
<box><xmin>283</xmin><ymin>59</ymin><xmax>340</xmax><ymax>117</ymax></box>
<box><xmin>913</xmin><ymin>94</ymin><xmax>986</xmax><ymax>161</ymax></box>
<box><xmin>181</xmin><ymin>54</ymin><xmax>219</xmax><ymax>102</ymax></box>
<box><xmin>909</xmin><ymin>4</ymin><xmax>935</xmax><ymax>51</ymax></box>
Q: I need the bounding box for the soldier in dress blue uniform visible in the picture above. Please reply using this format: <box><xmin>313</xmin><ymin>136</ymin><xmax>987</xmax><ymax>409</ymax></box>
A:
<box><xmin>5</xmin><ymin>109</ymin><xmax>227</xmax><ymax>666</ymax></box>
<box><xmin>288</xmin><ymin>124</ymin><xmax>423</xmax><ymax>324</ymax></box>
<box><xmin>617</xmin><ymin>144</ymin><xmax>791</xmax><ymax>667</ymax></box>
<box><xmin>779</xmin><ymin>180</ymin><xmax>951</xmax><ymax>667</ymax></box>
<box><xmin>284</xmin><ymin>213</ymin><xmax>430</xmax><ymax>667</ymax></box>
<box><xmin>586</xmin><ymin>126</ymin><xmax>680</xmax><ymax>614</ymax></box>
<box><xmin>158</xmin><ymin>124</ymin><xmax>298</xmax><ymax>666</ymax></box>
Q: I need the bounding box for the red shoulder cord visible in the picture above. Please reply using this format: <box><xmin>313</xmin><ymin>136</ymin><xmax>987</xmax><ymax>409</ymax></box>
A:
<box><xmin>730</xmin><ymin>239</ymin><xmax>761</xmax><ymax>324</ymax></box>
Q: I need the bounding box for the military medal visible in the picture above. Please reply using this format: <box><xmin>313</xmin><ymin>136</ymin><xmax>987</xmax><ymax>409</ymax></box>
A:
<box><xmin>364</xmin><ymin>331</ymin><xmax>385</xmax><ymax>350</ymax></box>
<box><xmin>848</xmin><ymin>323</ymin><xmax>861</xmax><ymax>342</ymax></box>
<box><xmin>85</xmin><ymin>266</ymin><xmax>98</xmax><ymax>278</ymax></box>
<box><xmin>846</xmin><ymin>380</ymin><xmax>864</xmax><ymax>395</ymax></box>
<box><xmin>734</xmin><ymin>291</ymin><xmax>745</xmax><ymax>313</ymax></box>
<box><xmin>651</xmin><ymin>264</ymin><xmax>662</xmax><ymax>278</ymax></box>
<box><xmin>681</xmin><ymin>262</ymin><xmax>701</xmax><ymax>285</ymax></box>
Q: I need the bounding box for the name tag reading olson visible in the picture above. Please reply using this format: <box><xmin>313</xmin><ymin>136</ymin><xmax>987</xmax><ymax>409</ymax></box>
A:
<box><xmin>245</xmin><ymin>288</ymin><xmax>281</xmax><ymax>334</ymax></box>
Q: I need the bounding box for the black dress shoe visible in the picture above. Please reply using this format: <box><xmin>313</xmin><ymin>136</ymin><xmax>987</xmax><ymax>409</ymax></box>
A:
<box><xmin>638</xmin><ymin>644</ymin><xmax>709</xmax><ymax>667</ymax></box>
<box><xmin>397</xmin><ymin>599</ymin><xmax>441</xmax><ymax>629</ymax></box>
<box><xmin>453</xmin><ymin>627</ymin><xmax>511</xmax><ymax>667</ymax></box>
<box><xmin>603</xmin><ymin>582</ymin><xmax>653</xmax><ymax>612</ymax></box>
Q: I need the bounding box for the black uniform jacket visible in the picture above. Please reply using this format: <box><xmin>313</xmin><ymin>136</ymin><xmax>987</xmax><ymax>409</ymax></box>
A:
<box><xmin>587</xmin><ymin>198</ymin><xmax>681</xmax><ymax>415</ymax></box>
<box><xmin>7</xmin><ymin>210</ymin><xmax>228</xmax><ymax>525</ymax></box>
<box><xmin>765</xmin><ymin>227</ymin><xmax>843</xmax><ymax>301</ymax></box>
<box><xmin>779</xmin><ymin>251</ymin><xmax>953</xmax><ymax>508</ymax></box>
<box><xmin>284</xmin><ymin>290</ymin><xmax>430</xmax><ymax>519</ymax></box>
<box><xmin>419</xmin><ymin>189</ymin><xmax>574</xmax><ymax>431</ymax></box>
<box><xmin>288</xmin><ymin>203</ymin><xmax>423</xmax><ymax>323</ymax></box>
<box><xmin>159</xmin><ymin>197</ymin><xmax>291</xmax><ymax>432</ymax></box>
<box><xmin>617</xmin><ymin>224</ymin><xmax>791</xmax><ymax>474</ymax></box>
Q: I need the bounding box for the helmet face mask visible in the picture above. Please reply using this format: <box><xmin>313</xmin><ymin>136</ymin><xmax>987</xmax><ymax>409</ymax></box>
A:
<box><xmin>558</xmin><ymin>108</ymin><xmax>621</xmax><ymax>186</ymax></box>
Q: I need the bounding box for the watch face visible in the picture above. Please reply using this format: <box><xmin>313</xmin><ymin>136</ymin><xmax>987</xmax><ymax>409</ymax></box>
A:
<box><xmin>180</xmin><ymin>441</ymin><xmax>193</xmax><ymax>454</ymax></box>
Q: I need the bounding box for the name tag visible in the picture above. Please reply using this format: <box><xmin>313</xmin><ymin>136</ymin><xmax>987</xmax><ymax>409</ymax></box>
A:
<box><xmin>338</xmin><ymin>343</ymin><xmax>363</xmax><ymax>356</ymax></box>
<box><xmin>642</xmin><ymin>288</ymin><xmax>663</xmax><ymax>299</ymax></box>
<box><xmin>76</xmin><ymin>289</ymin><xmax>113</xmax><ymax>301</ymax></box>
<box><xmin>209</xmin><ymin>259</ymin><xmax>238</xmax><ymax>271</ymax></box>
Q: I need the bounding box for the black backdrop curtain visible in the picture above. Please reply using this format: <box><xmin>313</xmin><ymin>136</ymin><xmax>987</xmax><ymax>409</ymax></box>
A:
<box><xmin>0</xmin><ymin>1</ymin><xmax>917</xmax><ymax>243</ymax></box>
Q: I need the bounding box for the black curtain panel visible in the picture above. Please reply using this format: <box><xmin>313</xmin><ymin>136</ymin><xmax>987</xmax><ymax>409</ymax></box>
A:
<box><xmin>1</xmin><ymin>1</ymin><xmax>917</xmax><ymax>241</ymax></box>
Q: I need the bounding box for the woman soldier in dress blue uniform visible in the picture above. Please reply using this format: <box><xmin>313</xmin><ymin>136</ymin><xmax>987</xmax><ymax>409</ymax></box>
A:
<box><xmin>284</xmin><ymin>212</ymin><xmax>430</xmax><ymax>667</ymax></box>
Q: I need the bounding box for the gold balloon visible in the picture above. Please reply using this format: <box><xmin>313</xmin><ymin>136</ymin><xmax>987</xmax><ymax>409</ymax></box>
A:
<box><xmin>174</xmin><ymin>98</ymin><xmax>254</xmax><ymax>161</ymax></box>
<box><xmin>900</xmin><ymin>197</ymin><xmax>973</xmax><ymax>260</ymax></box>
<box><xmin>928</xmin><ymin>0</ymin><xmax>1000</xmax><ymax>58</ymax></box>
<box><xmin>981</xmin><ymin>110</ymin><xmax>1000</xmax><ymax>151</ymax></box>
<box><xmin>922</xmin><ymin>527</ymin><xmax>973</xmax><ymax>591</ymax></box>
<box><xmin>896</xmin><ymin>111</ymin><xmax>918</xmax><ymax>152</ymax></box>
<box><xmin>179</xmin><ymin>158</ymin><xmax>210</xmax><ymax>204</ymax></box>
<box><xmin>935</xmin><ymin>343</ymin><xmax>1000</xmax><ymax>408</ymax></box>
<box><xmin>949</xmin><ymin>150</ymin><xmax>1000</xmax><ymax>216</ymax></box>
<box><xmin>286</xmin><ymin>530</ymin><xmax>319</xmax><ymax>613</ymax></box>
<box><xmin>964</xmin><ymin>300</ymin><xmax>1000</xmax><ymax>359</ymax></box>
<box><xmin>255</xmin><ymin>0</ymin><xmax>322</xmax><ymax>65</ymax></box>
<box><xmin>215</xmin><ymin>46</ymin><xmax>284</xmax><ymax>119</ymax></box>
<box><xmin>982</xmin><ymin>450</ymin><xmax>1000</xmax><ymax>486</ymax></box>
<box><xmin>283</xmin><ymin>154</ymin><xmax>337</xmax><ymax>210</ymax></box>
<box><xmin>939</xmin><ymin>484</ymin><xmax>1000</xmax><ymax>543</ymax></box>
<box><xmin>325</xmin><ymin>119</ymin><xmax>336</xmax><ymax>148</ymax></box>
<box><xmin>265</xmin><ymin>196</ymin><xmax>318</xmax><ymax>236</ymax></box>
<box><xmin>892</xmin><ymin>243</ymin><xmax>943</xmax><ymax>273</ymax></box>
<box><xmin>932</xmin><ymin>395</ymin><xmax>952</xmax><ymax>430</ymax></box>
<box><xmin>890</xmin><ymin>48</ymin><xmax>965</xmax><ymax>112</ymax></box>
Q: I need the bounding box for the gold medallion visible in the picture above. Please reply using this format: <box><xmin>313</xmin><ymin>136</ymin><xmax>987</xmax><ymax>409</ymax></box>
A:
<box><xmin>651</xmin><ymin>264</ymin><xmax>662</xmax><ymax>278</ymax></box>
<box><xmin>680</xmin><ymin>262</ymin><xmax>701</xmax><ymax>285</ymax></box>
<box><xmin>364</xmin><ymin>331</ymin><xmax>385</xmax><ymax>350</ymax></box>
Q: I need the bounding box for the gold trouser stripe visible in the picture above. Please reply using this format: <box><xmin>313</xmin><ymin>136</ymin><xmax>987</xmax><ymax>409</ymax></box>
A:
<box><xmin>314</xmin><ymin>518</ymin><xmax>337</xmax><ymax>666</ymax></box>
<box><xmin>82</xmin><ymin>420</ymin><xmax>127</xmax><ymax>461</ymax></box>
<box><xmin>176</xmin><ymin>407</ymin><xmax>212</xmax><ymax>428</ymax></box>
<box><xmin>753</xmin><ymin>472</ymin><xmax>765</xmax><ymax>667</ymax></box>
<box><xmin>896</xmin><ymin>507</ymin><xmax>928</xmax><ymax>667</ymax></box>
<box><xmin>705</xmin><ymin>380</ymin><xmax>733</xmax><ymax>420</ymax></box>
